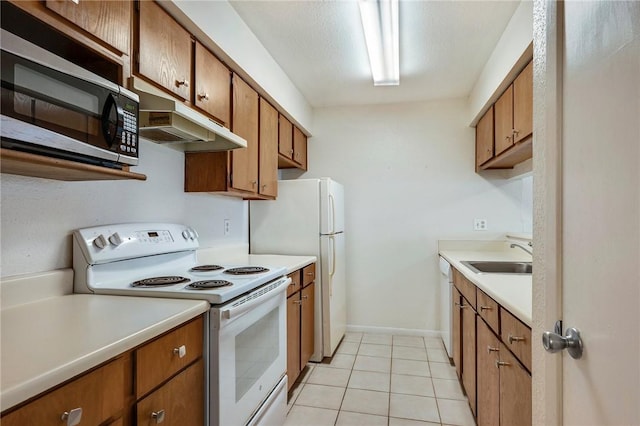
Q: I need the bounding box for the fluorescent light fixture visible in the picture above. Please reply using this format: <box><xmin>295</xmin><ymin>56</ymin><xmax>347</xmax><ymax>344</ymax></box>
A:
<box><xmin>359</xmin><ymin>0</ymin><xmax>399</xmax><ymax>86</ymax></box>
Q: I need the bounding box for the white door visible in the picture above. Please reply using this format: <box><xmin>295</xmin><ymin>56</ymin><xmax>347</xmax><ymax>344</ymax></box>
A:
<box><xmin>320</xmin><ymin>231</ymin><xmax>347</xmax><ymax>356</ymax></box>
<box><xmin>534</xmin><ymin>1</ymin><xmax>640</xmax><ymax>425</ymax></box>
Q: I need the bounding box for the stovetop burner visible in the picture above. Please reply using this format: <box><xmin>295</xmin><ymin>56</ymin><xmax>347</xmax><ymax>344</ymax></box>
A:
<box><xmin>224</xmin><ymin>266</ymin><xmax>270</xmax><ymax>275</ymax></box>
<box><xmin>190</xmin><ymin>265</ymin><xmax>224</xmax><ymax>272</ymax></box>
<box><xmin>131</xmin><ymin>276</ymin><xmax>190</xmax><ymax>287</ymax></box>
<box><xmin>186</xmin><ymin>280</ymin><xmax>234</xmax><ymax>290</ymax></box>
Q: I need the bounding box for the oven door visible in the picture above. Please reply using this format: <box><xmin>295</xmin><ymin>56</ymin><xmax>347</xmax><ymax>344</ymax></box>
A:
<box><xmin>210</xmin><ymin>278</ymin><xmax>289</xmax><ymax>426</ymax></box>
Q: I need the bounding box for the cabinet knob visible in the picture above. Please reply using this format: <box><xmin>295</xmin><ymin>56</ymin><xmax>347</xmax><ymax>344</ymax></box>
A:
<box><xmin>289</xmin><ymin>149</ymin><xmax>294</xmax><ymax>154</ymax></box>
<box><xmin>505</xmin><ymin>136</ymin><xmax>511</xmax><ymax>141</ymax></box>
<box><xmin>173</xmin><ymin>345</ymin><xmax>187</xmax><ymax>358</ymax></box>
<box><xmin>495</xmin><ymin>360</ymin><xmax>510</xmax><ymax>368</ymax></box>
<box><xmin>176</xmin><ymin>79</ymin><xmax>189</xmax><ymax>88</ymax></box>
<box><xmin>293</xmin><ymin>300</ymin><xmax>302</xmax><ymax>305</ymax></box>
<box><xmin>513</xmin><ymin>129</ymin><xmax>520</xmax><ymax>136</ymax></box>
<box><xmin>487</xmin><ymin>346</ymin><xmax>500</xmax><ymax>353</ymax></box>
<box><xmin>262</xmin><ymin>184</ymin><xmax>267</xmax><ymax>190</ymax></box>
<box><xmin>61</xmin><ymin>408</ymin><xmax>82</xmax><ymax>426</ymax></box>
<box><xmin>508</xmin><ymin>334</ymin><xmax>525</xmax><ymax>344</ymax></box>
<box><xmin>152</xmin><ymin>410</ymin><xmax>166</xmax><ymax>424</ymax></box>
<box><xmin>306</xmin><ymin>272</ymin><xmax>314</xmax><ymax>275</ymax></box>
<box><xmin>197</xmin><ymin>92</ymin><xmax>209</xmax><ymax>101</ymax></box>
<box><xmin>302</xmin><ymin>295</ymin><xmax>308</xmax><ymax>300</ymax></box>
<box><xmin>480</xmin><ymin>306</ymin><xmax>493</xmax><ymax>311</ymax></box>
<box><xmin>251</xmin><ymin>181</ymin><xmax>257</xmax><ymax>187</ymax></box>
<box><xmin>454</xmin><ymin>302</ymin><xmax>467</xmax><ymax>309</ymax></box>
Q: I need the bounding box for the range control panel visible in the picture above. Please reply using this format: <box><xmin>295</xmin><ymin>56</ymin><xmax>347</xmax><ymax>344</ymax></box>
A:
<box><xmin>73</xmin><ymin>223</ymin><xmax>199</xmax><ymax>265</ymax></box>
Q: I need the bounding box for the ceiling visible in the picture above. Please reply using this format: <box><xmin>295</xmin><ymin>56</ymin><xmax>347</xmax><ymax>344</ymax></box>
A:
<box><xmin>229</xmin><ymin>0</ymin><xmax>520</xmax><ymax>108</ymax></box>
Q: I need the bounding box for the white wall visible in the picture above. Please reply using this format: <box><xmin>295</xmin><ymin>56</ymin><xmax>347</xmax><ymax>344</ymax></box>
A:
<box><xmin>292</xmin><ymin>99</ymin><xmax>531</xmax><ymax>331</ymax></box>
<box><xmin>0</xmin><ymin>141</ymin><xmax>247</xmax><ymax>277</ymax></box>
<box><xmin>468</xmin><ymin>0</ymin><xmax>533</xmax><ymax>124</ymax></box>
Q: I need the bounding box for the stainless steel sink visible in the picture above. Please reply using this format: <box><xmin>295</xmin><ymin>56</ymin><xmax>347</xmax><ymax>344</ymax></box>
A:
<box><xmin>461</xmin><ymin>260</ymin><xmax>532</xmax><ymax>274</ymax></box>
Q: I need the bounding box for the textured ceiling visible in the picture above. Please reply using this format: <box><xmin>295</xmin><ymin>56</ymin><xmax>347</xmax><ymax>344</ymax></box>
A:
<box><xmin>229</xmin><ymin>0</ymin><xmax>520</xmax><ymax>108</ymax></box>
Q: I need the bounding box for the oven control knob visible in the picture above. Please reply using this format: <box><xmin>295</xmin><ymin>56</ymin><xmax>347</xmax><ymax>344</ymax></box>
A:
<box><xmin>189</xmin><ymin>228</ymin><xmax>199</xmax><ymax>239</ymax></box>
<box><xmin>93</xmin><ymin>234</ymin><xmax>108</xmax><ymax>249</ymax></box>
<box><xmin>182</xmin><ymin>229</ymin><xmax>190</xmax><ymax>240</ymax></box>
<box><xmin>108</xmin><ymin>232</ymin><xmax>124</xmax><ymax>246</ymax></box>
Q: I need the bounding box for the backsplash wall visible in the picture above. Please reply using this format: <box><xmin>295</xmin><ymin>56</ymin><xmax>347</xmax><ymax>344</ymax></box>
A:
<box><xmin>0</xmin><ymin>140</ymin><xmax>247</xmax><ymax>277</ymax></box>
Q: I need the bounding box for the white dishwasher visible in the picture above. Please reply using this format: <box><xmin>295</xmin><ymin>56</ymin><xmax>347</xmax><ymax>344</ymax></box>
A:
<box><xmin>439</xmin><ymin>256</ymin><xmax>453</xmax><ymax>358</ymax></box>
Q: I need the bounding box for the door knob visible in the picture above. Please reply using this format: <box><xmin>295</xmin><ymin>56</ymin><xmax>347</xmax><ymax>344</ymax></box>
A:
<box><xmin>542</xmin><ymin>321</ymin><xmax>583</xmax><ymax>359</ymax></box>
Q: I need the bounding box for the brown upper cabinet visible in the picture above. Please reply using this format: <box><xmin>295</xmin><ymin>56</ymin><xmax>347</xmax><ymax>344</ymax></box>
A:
<box><xmin>195</xmin><ymin>41</ymin><xmax>231</xmax><ymax>128</ymax></box>
<box><xmin>293</xmin><ymin>126</ymin><xmax>308</xmax><ymax>169</ymax></box>
<box><xmin>230</xmin><ymin>73</ymin><xmax>260</xmax><ymax>193</ymax></box>
<box><xmin>137</xmin><ymin>0</ymin><xmax>192</xmax><ymax>100</ymax></box>
<box><xmin>476</xmin><ymin>60</ymin><xmax>533</xmax><ymax>170</ymax></box>
<box><xmin>46</xmin><ymin>0</ymin><xmax>131</xmax><ymax>54</ymax></box>
<box><xmin>278</xmin><ymin>118</ymin><xmax>308</xmax><ymax>171</ymax></box>
<box><xmin>278</xmin><ymin>115</ymin><xmax>294</xmax><ymax>160</ymax></box>
<box><xmin>259</xmin><ymin>99</ymin><xmax>279</xmax><ymax>198</ymax></box>
<box><xmin>184</xmin><ymin>75</ymin><xmax>281</xmax><ymax>199</ymax></box>
<box><xmin>476</xmin><ymin>106</ymin><xmax>494</xmax><ymax>169</ymax></box>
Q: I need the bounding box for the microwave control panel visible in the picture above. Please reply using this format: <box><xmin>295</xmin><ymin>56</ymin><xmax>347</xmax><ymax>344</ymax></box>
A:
<box><xmin>119</xmin><ymin>97</ymin><xmax>138</xmax><ymax>157</ymax></box>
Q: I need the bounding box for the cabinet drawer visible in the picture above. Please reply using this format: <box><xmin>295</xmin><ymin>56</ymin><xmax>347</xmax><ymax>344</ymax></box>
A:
<box><xmin>136</xmin><ymin>359</ymin><xmax>204</xmax><ymax>426</ymax></box>
<box><xmin>477</xmin><ymin>289</ymin><xmax>499</xmax><ymax>333</ymax></box>
<box><xmin>287</xmin><ymin>271</ymin><xmax>301</xmax><ymax>297</ymax></box>
<box><xmin>452</xmin><ymin>268</ymin><xmax>476</xmax><ymax>307</ymax></box>
<box><xmin>135</xmin><ymin>317</ymin><xmax>203</xmax><ymax>398</ymax></box>
<box><xmin>302</xmin><ymin>263</ymin><xmax>316</xmax><ymax>287</ymax></box>
<box><xmin>500</xmin><ymin>308</ymin><xmax>531</xmax><ymax>371</ymax></box>
<box><xmin>2</xmin><ymin>357</ymin><xmax>125</xmax><ymax>426</ymax></box>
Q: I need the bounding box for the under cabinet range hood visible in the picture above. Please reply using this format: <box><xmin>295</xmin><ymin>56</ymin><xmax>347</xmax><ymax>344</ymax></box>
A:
<box><xmin>130</xmin><ymin>77</ymin><xmax>247</xmax><ymax>151</ymax></box>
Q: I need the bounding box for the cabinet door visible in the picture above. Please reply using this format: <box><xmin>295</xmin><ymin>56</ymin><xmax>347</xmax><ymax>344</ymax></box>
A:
<box><xmin>499</xmin><ymin>344</ymin><xmax>532</xmax><ymax>426</ymax></box>
<box><xmin>231</xmin><ymin>73</ymin><xmax>259</xmax><ymax>193</ymax></box>
<box><xmin>278</xmin><ymin>115</ymin><xmax>293</xmax><ymax>159</ymax></box>
<box><xmin>494</xmin><ymin>85</ymin><xmax>514</xmax><ymax>156</ymax></box>
<box><xmin>287</xmin><ymin>294</ymin><xmax>301</xmax><ymax>391</ymax></box>
<box><xmin>2</xmin><ymin>357</ymin><xmax>125</xmax><ymax>426</ymax></box>
<box><xmin>195</xmin><ymin>41</ymin><xmax>231</xmax><ymax>128</ymax></box>
<box><xmin>452</xmin><ymin>287</ymin><xmax>462</xmax><ymax>379</ymax></box>
<box><xmin>138</xmin><ymin>1</ymin><xmax>191</xmax><ymax>100</ymax></box>
<box><xmin>293</xmin><ymin>126</ymin><xmax>307</xmax><ymax>169</ymax></box>
<box><xmin>259</xmin><ymin>98</ymin><xmax>278</xmax><ymax>198</ymax></box>
<box><xmin>301</xmin><ymin>282</ymin><xmax>315</xmax><ymax>367</ymax></box>
<box><xmin>136</xmin><ymin>359</ymin><xmax>204</xmax><ymax>426</ymax></box>
<box><xmin>513</xmin><ymin>60</ymin><xmax>533</xmax><ymax>144</ymax></box>
<box><xmin>461</xmin><ymin>301</ymin><xmax>477</xmax><ymax>416</ymax></box>
<box><xmin>46</xmin><ymin>0</ymin><xmax>131</xmax><ymax>54</ymax></box>
<box><xmin>476</xmin><ymin>319</ymin><xmax>500</xmax><ymax>426</ymax></box>
<box><xmin>476</xmin><ymin>106</ymin><xmax>494</xmax><ymax>168</ymax></box>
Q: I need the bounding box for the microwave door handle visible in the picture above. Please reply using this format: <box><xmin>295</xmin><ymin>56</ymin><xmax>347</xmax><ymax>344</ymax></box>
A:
<box><xmin>101</xmin><ymin>93</ymin><xmax>124</xmax><ymax>148</ymax></box>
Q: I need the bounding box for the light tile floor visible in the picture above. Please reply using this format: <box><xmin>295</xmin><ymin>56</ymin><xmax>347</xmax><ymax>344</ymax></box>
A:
<box><xmin>285</xmin><ymin>333</ymin><xmax>476</xmax><ymax>426</ymax></box>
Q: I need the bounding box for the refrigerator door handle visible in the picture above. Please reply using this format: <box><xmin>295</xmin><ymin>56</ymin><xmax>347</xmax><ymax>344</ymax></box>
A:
<box><xmin>330</xmin><ymin>235</ymin><xmax>336</xmax><ymax>278</ymax></box>
<box><xmin>329</xmin><ymin>193</ymin><xmax>335</xmax><ymax>235</ymax></box>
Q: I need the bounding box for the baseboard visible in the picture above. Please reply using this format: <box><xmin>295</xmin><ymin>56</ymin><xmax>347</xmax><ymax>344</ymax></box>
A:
<box><xmin>346</xmin><ymin>324</ymin><xmax>442</xmax><ymax>338</ymax></box>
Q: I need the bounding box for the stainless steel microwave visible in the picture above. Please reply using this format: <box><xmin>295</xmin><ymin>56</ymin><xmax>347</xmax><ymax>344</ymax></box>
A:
<box><xmin>0</xmin><ymin>29</ymin><xmax>139</xmax><ymax>168</ymax></box>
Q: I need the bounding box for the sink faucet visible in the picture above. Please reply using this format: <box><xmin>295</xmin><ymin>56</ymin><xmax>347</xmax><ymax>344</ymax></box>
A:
<box><xmin>510</xmin><ymin>242</ymin><xmax>533</xmax><ymax>255</ymax></box>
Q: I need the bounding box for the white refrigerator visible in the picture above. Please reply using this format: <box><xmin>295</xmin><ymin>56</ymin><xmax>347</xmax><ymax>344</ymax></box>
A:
<box><xmin>250</xmin><ymin>178</ymin><xmax>346</xmax><ymax>361</ymax></box>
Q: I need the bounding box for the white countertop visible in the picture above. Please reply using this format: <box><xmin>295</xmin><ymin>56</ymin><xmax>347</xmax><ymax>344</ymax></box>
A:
<box><xmin>438</xmin><ymin>241</ymin><xmax>532</xmax><ymax>327</ymax></box>
<box><xmin>0</xmin><ymin>271</ymin><xmax>209</xmax><ymax>412</ymax></box>
<box><xmin>197</xmin><ymin>250</ymin><xmax>317</xmax><ymax>274</ymax></box>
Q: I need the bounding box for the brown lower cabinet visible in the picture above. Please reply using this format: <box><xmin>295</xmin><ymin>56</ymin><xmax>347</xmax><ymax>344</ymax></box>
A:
<box><xmin>286</xmin><ymin>263</ymin><xmax>315</xmax><ymax>391</ymax></box>
<box><xmin>1</xmin><ymin>316</ymin><xmax>205</xmax><ymax>426</ymax></box>
<box><xmin>452</xmin><ymin>267</ymin><xmax>531</xmax><ymax>426</ymax></box>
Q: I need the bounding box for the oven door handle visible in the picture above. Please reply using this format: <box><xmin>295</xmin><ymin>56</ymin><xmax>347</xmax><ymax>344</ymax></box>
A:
<box><xmin>221</xmin><ymin>277</ymin><xmax>290</xmax><ymax>320</ymax></box>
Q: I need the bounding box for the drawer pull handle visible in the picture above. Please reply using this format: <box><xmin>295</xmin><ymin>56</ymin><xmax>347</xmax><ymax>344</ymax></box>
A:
<box><xmin>306</xmin><ymin>272</ymin><xmax>314</xmax><ymax>275</ymax></box>
<box><xmin>480</xmin><ymin>306</ymin><xmax>493</xmax><ymax>311</ymax></box>
<box><xmin>302</xmin><ymin>295</ymin><xmax>309</xmax><ymax>299</ymax></box>
<box><xmin>508</xmin><ymin>334</ymin><xmax>526</xmax><ymax>344</ymax></box>
<box><xmin>61</xmin><ymin>408</ymin><xmax>82</xmax><ymax>426</ymax></box>
<box><xmin>454</xmin><ymin>302</ymin><xmax>467</xmax><ymax>309</ymax></box>
<box><xmin>495</xmin><ymin>360</ymin><xmax>510</xmax><ymax>368</ymax></box>
<box><xmin>173</xmin><ymin>345</ymin><xmax>187</xmax><ymax>358</ymax></box>
<box><xmin>293</xmin><ymin>300</ymin><xmax>302</xmax><ymax>305</ymax></box>
<box><xmin>487</xmin><ymin>346</ymin><xmax>499</xmax><ymax>353</ymax></box>
<box><xmin>152</xmin><ymin>410</ymin><xmax>166</xmax><ymax>423</ymax></box>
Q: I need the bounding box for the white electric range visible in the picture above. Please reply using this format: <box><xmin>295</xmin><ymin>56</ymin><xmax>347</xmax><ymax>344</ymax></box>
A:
<box><xmin>73</xmin><ymin>223</ymin><xmax>290</xmax><ymax>426</ymax></box>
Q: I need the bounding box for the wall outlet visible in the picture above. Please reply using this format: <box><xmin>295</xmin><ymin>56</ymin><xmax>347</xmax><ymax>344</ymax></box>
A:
<box><xmin>474</xmin><ymin>218</ymin><xmax>488</xmax><ymax>231</ymax></box>
<box><xmin>224</xmin><ymin>219</ymin><xmax>231</xmax><ymax>236</ymax></box>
